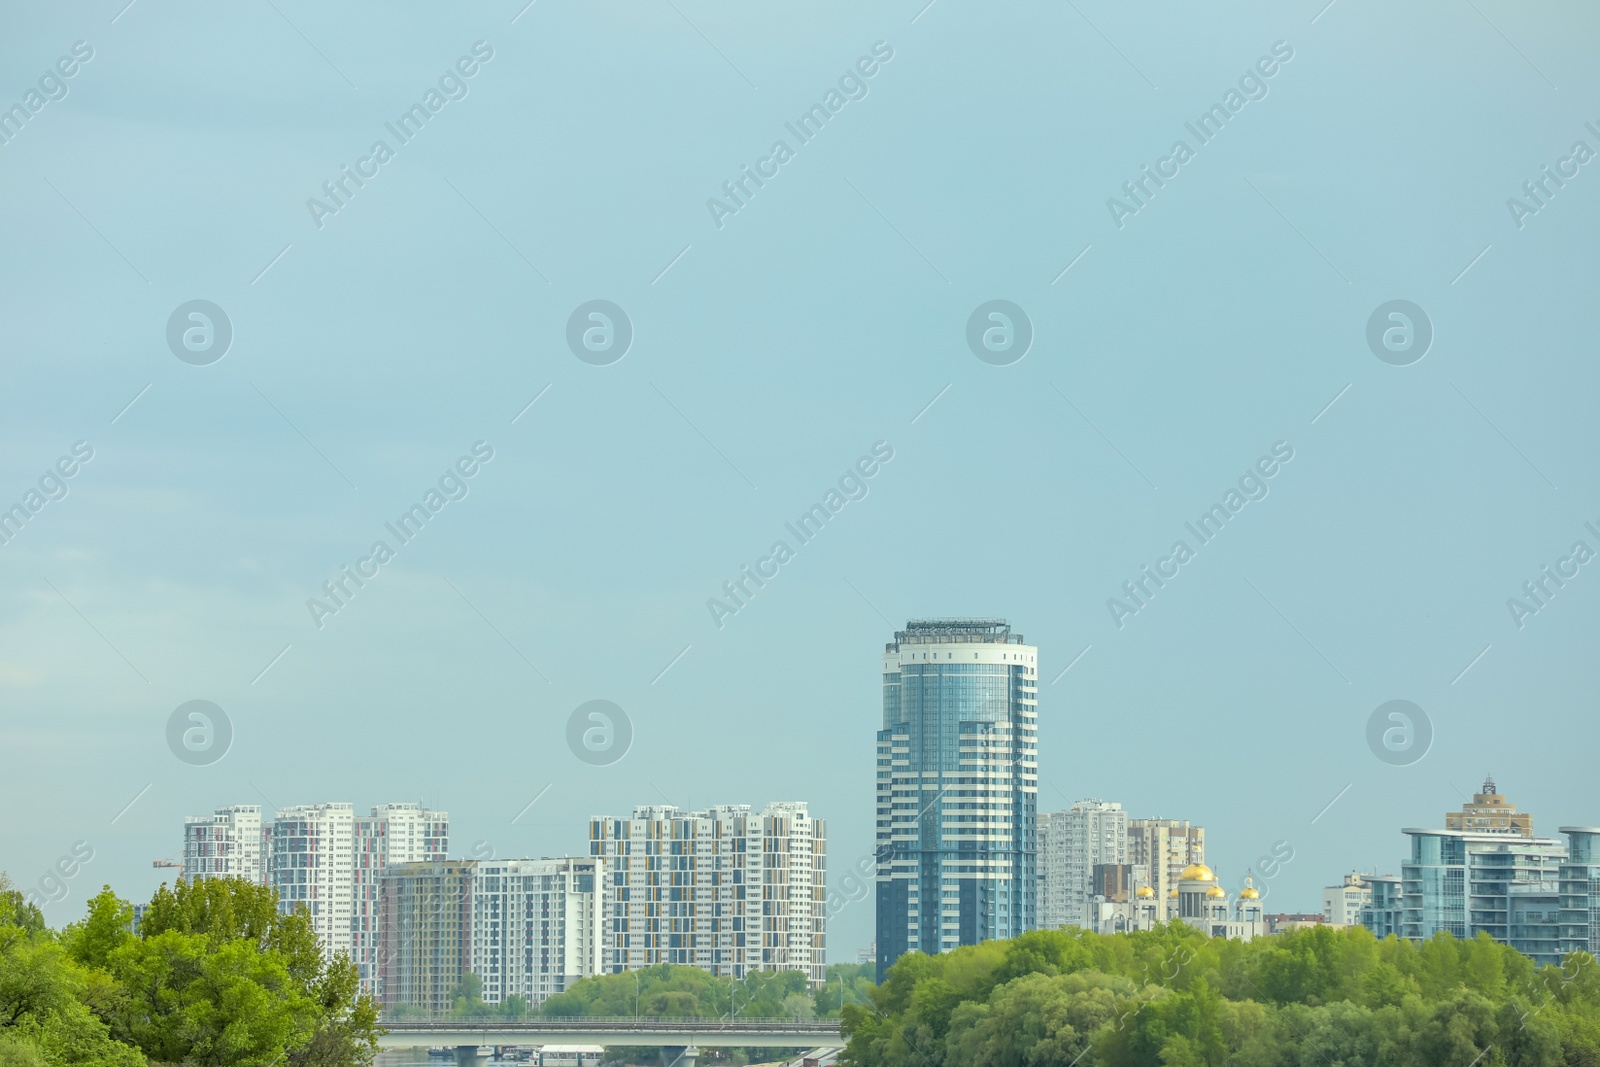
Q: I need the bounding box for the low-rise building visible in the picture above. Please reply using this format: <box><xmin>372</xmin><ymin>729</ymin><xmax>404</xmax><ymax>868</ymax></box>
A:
<box><xmin>1265</xmin><ymin>913</ymin><xmax>1326</xmax><ymax>935</ymax></box>
<box><xmin>1083</xmin><ymin>865</ymin><xmax>1266</xmax><ymax>941</ymax></box>
<box><xmin>1560</xmin><ymin>828</ymin><xmax>1600</xmax><ymax>959</ymax></box>
<box><xmin>1322</xmin><ymin>872</ymin><xmax>1371</xmax><ymax>927</ymax></box>
<box><xmin>1360</xmin><ymin>875</ymin><xmax>1403</xmax><ymax>939</ymax></box>
<box><xmin>1362</xmin><ymin>779</ymin><xmax>1592</xmax><ymax>966</ymax></box>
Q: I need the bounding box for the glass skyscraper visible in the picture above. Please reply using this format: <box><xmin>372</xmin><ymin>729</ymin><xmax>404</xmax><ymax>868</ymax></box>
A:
<box><xmin>875</xmin><ymin>619</ymin><xmax>1038</xmax><ymax>980</ymax></box>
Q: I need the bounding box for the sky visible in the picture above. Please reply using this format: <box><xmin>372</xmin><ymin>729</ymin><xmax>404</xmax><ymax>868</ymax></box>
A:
<box><xmin>2</xmin><ymin>0</ymin><xmax>1599</xmax><ymax>959</ymax></box>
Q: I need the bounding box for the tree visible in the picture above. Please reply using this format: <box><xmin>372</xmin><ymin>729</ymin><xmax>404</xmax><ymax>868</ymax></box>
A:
<box><xmin>69</xmin><ymin>878</ymin><xmax>378</xmax><ymax>1067</ymax></box>
<box><xmin>0</xmin><ymin>879</ymin><xmax>44</xmax><ymax>940</ymax></box>
<box><xmin>0</xmin><ymin>879</ymin><xmax>143</xmax><ymax>1067</ymax></box>
<box><xmin>448</xmin><ymin>972</ymin><xmax>487</xmax><ymax>1016</ymax></box>
<box><xmin>838</xmin><ymin>922</ymin><xmax>1600</xmax><ymax>1067</ymax></box>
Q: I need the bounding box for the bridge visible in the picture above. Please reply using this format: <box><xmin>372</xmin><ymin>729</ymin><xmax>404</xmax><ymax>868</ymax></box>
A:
<box><xmin>381</xmin><ymin>1017</ymin><xmax>843</xmax><ymax>1065</ymax></box>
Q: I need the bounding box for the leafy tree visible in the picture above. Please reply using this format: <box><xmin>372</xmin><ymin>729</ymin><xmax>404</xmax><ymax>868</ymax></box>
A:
<box><xmin>0</xmin><ymin>876</ymin><xmax>142</xmax><ymax>1067</ymax></box>
<box><xmin>59</xmin><ymin>878</ymin><xmax>379</xmax><ymax>1067</ymax></box>
<box><xmin>448</xmin><ymin>972</ymin><xmax>486</xmax><ymax>1016</ymax></box>
<box><xmin>814</xmin><ymin>963</ymin><xmax>875</xmax><ymax>1017</ymax></box>
<box><xmin>838</xmin><ymin>923</ymin><xmax>1600</xmax><ymax>1067</ymax></box>
<box><xmin>0</xmin><ymin>879</ymin><xmax>44</xmax><ymax>940</ymax></box>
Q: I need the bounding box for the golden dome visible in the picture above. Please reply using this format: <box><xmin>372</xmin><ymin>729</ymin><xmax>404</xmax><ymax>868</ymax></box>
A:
<box><xmin>1179</xmin><ymin>863</ymin><xmax>1216</xmax><ymax>882</ymax></box>
<box><xmin>1205</xmin><ymin>885</ymin><xmax>1226</xmax><ymax>899</ymax></box>
<box><xmin>1168</xmin><ymin>887</ymin><xmax>1178</xmax><ymax>898</ymax></box>
<box><xmin>1136</xmin><ymin>885</ymin><xmax>1155</xmax><ymax>898</ymax></box>
<box><xmin>1240</xmin><ymin>876</ymin><xmax>1260</xmax><ymax>900</ymax></box>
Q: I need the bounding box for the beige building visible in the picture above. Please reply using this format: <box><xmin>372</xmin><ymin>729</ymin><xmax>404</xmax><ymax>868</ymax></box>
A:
<box><xmin>1128</xmin><ymin>818</ymin><xmax>1205</xmax><ymax>903</ymax></box>
<box><xmin>1445</xmin><ymin>775</ymin><xmax>1533</xmax><ymax>836</ymax></box>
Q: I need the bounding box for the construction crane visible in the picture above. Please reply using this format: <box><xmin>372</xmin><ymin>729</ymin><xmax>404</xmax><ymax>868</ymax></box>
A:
<box><xmin>152</xmin><ymin>858</ymin><xmax>181</xmax><ymax>869</ymax></box>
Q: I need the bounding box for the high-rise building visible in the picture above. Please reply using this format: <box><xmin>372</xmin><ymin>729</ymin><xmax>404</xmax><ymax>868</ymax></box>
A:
<box><xmin>353</xmin><ymin>804</ymin><xmax>449</xmax><ymax>996</ymax></box>
<box><xmin>378</xmin><ymin>860</ymin><xmax>476</xmax><ymax>1015</ymax></box>
<box><xmin>589</xmin><ymin>802</ymin><xmax>826</xmax><ymax>985</ymax></box>
<box><xmin>1128</xmin><ymin>818</ymin><xmax>1205</xmax><ymax>905</ymax></box>
<box><xmin>1322</xmin><ymin>872</ymin><xmax>1372</xmax><ymax>926</ymax></box>
<box><xmin>378</xmin><ymin>857</ymin><xmax>605</xmax><ymax>1016</ymax></box>
<box><xmin>472</xmin><ymin>858</ymin><xmax>606</xmax><ymax>1008</ymax></box>
<box><xmin>182</xmin><ymin>805</ymin><xmax>268</xmax><ymax>886</ymax></box>
<box><xmin>222</xmin><ymin>800</ymin><xmax>449</xmax><ymax>995</ymax></box>
<box><xmin>1446</xmin><ymin>775</ymin><xmax>1532</xmax><ymax>836</ymax></box>
<box><xmin>875</xmin><ymin>619</ymin><xmax>1038</xmax><ymax>980</ymax></box>
<box><xmin>1038</xmin><ymin>799</ymin><xmax>1127</xmax><ymax>930</ymax></box>
<box><xmin>270</xmin><ymin>803</ymin><xmax>357</xmax><ymax>962</ymax></box>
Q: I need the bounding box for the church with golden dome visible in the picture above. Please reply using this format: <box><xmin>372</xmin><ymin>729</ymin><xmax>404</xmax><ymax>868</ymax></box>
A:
<box><xmin>1094</xmin><ymin>862</ymin><xmax>1268</xmax><ymax>939</ymax></box>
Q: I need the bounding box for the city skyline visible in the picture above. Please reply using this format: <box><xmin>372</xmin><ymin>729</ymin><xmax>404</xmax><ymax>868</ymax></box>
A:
<box><xmin>7</xmin><ymin>1</ymin><xmax>1599</xmax><ymax>975</ymax></box>
<box><xmin>65</xmin><ymin>760</ymin><xmax>1600</xmax><ymax>970</ymax></box>
<box><xmin>2</xmin><ymin>3</ymin><xmax>1597</xmax><ymax>1064</ymax></box>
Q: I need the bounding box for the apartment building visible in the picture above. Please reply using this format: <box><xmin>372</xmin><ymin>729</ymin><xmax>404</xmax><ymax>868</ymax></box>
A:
<box><xmin>589</xmin><ymin>802</ymin><xmax>827</xmax><ymax>986</ymax></box>
<box><xmin>181</xmin><ymin>805</ymin><xmax>268</xmax><ymax>886</ymax></box>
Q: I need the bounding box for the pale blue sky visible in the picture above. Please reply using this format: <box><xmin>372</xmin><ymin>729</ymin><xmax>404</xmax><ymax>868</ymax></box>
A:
<box><xmin>3</xmin><ymin>0</ymin><xmax>1599</xmax><ymax>955</ymax></box>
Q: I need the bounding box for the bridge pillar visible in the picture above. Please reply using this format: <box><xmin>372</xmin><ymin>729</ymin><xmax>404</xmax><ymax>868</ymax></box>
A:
<box><xmin>453</xmin><ymin>1046</ymin><xmax>487</xmax><ymax>1066</ymax></box>
<box><xmin>661</xmin><ymin>1045</ymin><xmax>699</xmax><ymax>1067</ymax></box>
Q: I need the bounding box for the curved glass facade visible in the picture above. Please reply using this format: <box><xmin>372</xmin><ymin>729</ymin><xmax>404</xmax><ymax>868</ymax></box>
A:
<box><xmin>875</xmin><ymin>619</ymin><xmax>1037</xmax><ymax>980</ymax></box>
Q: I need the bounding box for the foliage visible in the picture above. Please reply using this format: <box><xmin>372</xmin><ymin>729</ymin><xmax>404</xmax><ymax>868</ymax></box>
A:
<box><xmin>815</xmin><ymin>963</ymin><xmax>876</xmax><ymax>1018</ymax></box>
<box><xmin>0</xmin><ymin>872</ymin><xmax>381</xmax><ymax>1067</ymax></box>
<box><xmin>437</xmin><ymin>973</ymin><xmax>532</xmax><ymax>1020</ymax></box>
<box><xmin>0</xmin><ymin>875</ymin><xmax>144</xmax><ymax>1067</ymax></box>
<box><xmin>0</xmin><ymin>880</ymin><xmax>45</xmax><ymax>940</ymax></box>
<box><xmin>539</xmin><ymin>963</ymin><xmax>811</xmax><ymax>1020</ymax></box>
<box><xmin>840</xmin><ymin>921</ymin><xmax>1600</xmax><ymax>1067</ymax></box>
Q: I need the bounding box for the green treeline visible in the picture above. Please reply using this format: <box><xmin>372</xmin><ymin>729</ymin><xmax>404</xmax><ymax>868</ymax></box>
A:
<box><xmin>400</xmin><ymin>961</ymin><xmax>876</xmax><ymax>1021</ymax></box>
<box><xmin>539</xmin><ymin>962</ymin><xmax>872</xmax><ymax>1020</ymax></box>
<box><xmin>0</xmin><ymin>873</ymin><xmax>378</xmax><ymax>1067</ymax></box>
<box><xmin>840</xmin><ymin>922</ymin><xmax>1600</xmax><ymax>1067</ymax></box>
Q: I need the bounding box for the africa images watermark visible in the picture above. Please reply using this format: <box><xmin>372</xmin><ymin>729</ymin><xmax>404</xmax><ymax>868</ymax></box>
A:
<box><xmin>706</xmin><ymin>440</ymin><xmax>895</xmax><ymax>628</ymax></box>
<box><xmin>306</xmin><ymin>41</ymin><xmax>495</xmax><ymax>229</ymax></box>
<box><xmin>706</xmin><ymin>40</ymin><xmax>896</xmax><ymax>230</ymax></box>
<box><xmin>1506</xmin><ymin>120</ymin><xmax>1600</xmax><ymax>230</ymax></box>
<box><xmin>1106</xmin><ymin>441</ymin><xmax>1295</xmax><ymax>628</ymax></box>
<box><xmin>20</xmin><ymin>840</ymin><xmax>93</xmax><ymax>911</ymax></box>
<box><xmin>1107</xmin><ymin>40</ymin><xmax>1296</xmax><ymax>229</ymax></box>
<box><xmin>1505</xmin><ymin>519</ymin><xmax>1600</xmax><ymax>629</ymax></box>
<box><xmin>0</xmin><ymin>441</ymin><xmax>95</xmax><ymax>548</ymax></box>
<box><xmin>0</xmin><ymin>40</ymin><xmax>94</xmax><ymax>149</ymax></box>
<box><xmin>306</xmin><ymin>441</ymin><xmax>496</xmax><ymax>628</ymax></box>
